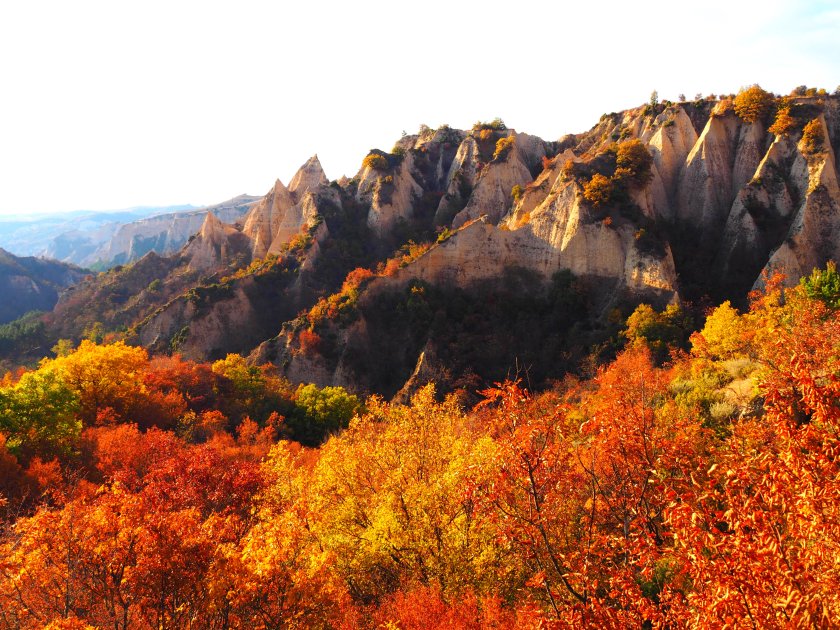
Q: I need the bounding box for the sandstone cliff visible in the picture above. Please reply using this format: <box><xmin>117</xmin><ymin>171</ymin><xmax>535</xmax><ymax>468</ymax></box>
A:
<box><xmin>242</xmin><ymin>156</ymin><xmax>330</xmax><ymax>258</ymax></box>
<box><xmin>10</xmin><ymin>93</ymin><xmax>840</xmax><ymax>398</ymax></box>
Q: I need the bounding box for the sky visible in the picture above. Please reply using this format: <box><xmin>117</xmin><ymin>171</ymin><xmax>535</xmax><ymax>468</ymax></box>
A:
<box><xmin>0</xmin><ymin>0</ymin><xmax>838</xmax><ymax>216</ymax></box>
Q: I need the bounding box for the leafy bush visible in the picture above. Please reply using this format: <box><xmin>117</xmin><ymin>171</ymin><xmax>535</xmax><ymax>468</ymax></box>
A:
<box><xmin>561</xmin><ymin>159</ymin><xmax>577</xmax><ymax>181</ymax></box>
<box><xmin>436</xmin><ymin>227</ymin><xmax>454</xmax><ymax>243</ymax></box>
<box><xmin>287</xmin><ymin>232</ymin><xmax>314</xmax><ymax>252</ymax></box>
<box><xmin>362</xmin><ymin>153</ymin><xmax>389</xmax><ymax>171</ymax></box>
<box><xmin>691</xmin><ymin>300</ymin><xmax>747</xmax><ymax>361</ymax></box>
<box><xmin>623</xmin><ymin>303</ymin><xmax>691</xmax><ymax>362</ymax></box>
<box><xmin>800</xmin><ymin>261</ymin><xmax>840</xmax><ymax>309</ymax></box>
<box><xmin>492</xmin><ymin>135</ymin><xmax>515</xmax><ymax>161</ymax></box>
<box><xmin>472</xmin><ymin>117</ymin><xmax>506</xmax><ymax>132</ymax></box>
<box><xmin>768</xmin><ymin>102</ymin><xmax>796</xmax><ymax>135</ymax></box>
<box><xmin>297</xmin><ymin>329</ymin><xmax>323</xmax><ymax>355</ymax></box>
<box><xmin>582</xmin><ymin>174</ymin><xmax>614</xmax><ymax>207</ymax></box>
<box><xmin>615</xmin><ymin>139</ymin><xmax>653</xmax><ymax>186</ymax></box>
<box><xmin>801</xmin><ymin>118</ymin><xmax>825</xmax><ymax>154</ymax></box>
<box><xmin>711</xmin><ymin>98</ymin><xmax>734</xmax><ymax>117</ymax></box>
<box><xmin>511</xmin><ymin>184</ymin><xmax>523</xmax><ymax>202</ymax></box>
<box><xmin>290</xmin><ymin>383</ymin><xmax>362</xmax><ymax>445</ymax></box>
<box><xmin>733</xmin><ymin>85</ymin><xmax>774</xmax><ymax>123</ymax></box>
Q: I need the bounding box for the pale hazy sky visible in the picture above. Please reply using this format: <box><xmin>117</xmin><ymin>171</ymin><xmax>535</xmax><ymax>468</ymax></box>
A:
<box><xmin>0</xmin><ymin>0</ymin><xmax>838</xmax><ymax>216</ymax></box>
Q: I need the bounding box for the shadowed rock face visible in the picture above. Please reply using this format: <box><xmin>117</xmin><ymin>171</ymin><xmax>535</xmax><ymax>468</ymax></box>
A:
<box><xmin>0</xmin><ymin>249</ymin><xmax>86</xmax><ymax>324</ymax></box>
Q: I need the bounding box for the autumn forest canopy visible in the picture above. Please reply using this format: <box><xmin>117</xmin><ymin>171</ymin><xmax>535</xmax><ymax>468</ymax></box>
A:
<box><xmin>0</xmin><ymin>265</ymin><xmax>838</xmax><ymax>628</ymax></box>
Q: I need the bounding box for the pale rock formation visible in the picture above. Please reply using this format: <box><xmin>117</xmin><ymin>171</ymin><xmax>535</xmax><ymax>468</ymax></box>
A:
<box><xmin>645</xmin><ymin>108</ymin><xmax>699</xmax><ymax>220</ymax></box>
<box><xmin>289</xmin><ymin>155</ymin><xmax>328</xmax><ymax>201</ymax></box>
<box><xmin>450</xmin><ymin>132</ymin><xmax>546</xmax><ymax>228</ymax></box>
<box><xmin>264</xmin><ymin>191</ymin><xmax>321</xmax><ymax>256</ymax></box>
<box><xmin>362</xmin><ymin>151</ymin><xmax>424</xmax><ymax>235</ymax></box>
<box><xmin>378</xmin><ymin>209</ymin><xmax>677</xmax><ymax>303</ymax></box>
<box><xmin>762</xmin><ymin>117</ymin><xmax>840</xmax><ymax>286</ymax></box>
<box><xmin>243</xmin><ymin>179</ymin><xmax>296</xmax><ymax>258</ymax></box>
<box><xmin>506</xmin><ymin>149</ymin><xmax>576</xmax><ymax>227</ymax></box>
<box><xmin>714</xmin><ymin>135</ymin><xmax>803</xmax><ymax>290</ymax></box>
<box><xmin>414</xmin><ymin>127</ymin><xmax>467</xmax><ymax>191</ymax></box>
<box><xmin>676</xmin><ymin>113</ymin><xmax>742</xmax><ymax>233</ymax></box>
<box><xmin>185</xmin><ymin>212</ymin><xmax>250</xmax><ymax>272</ymax></box>
<box><xmin>435</xmin><ymin>136</ymin><xmax>483</xmax><ymax>225</ymax></box>
<box><xmin>137</xmin><ymin>283</ymin><xmax>259</xmax><ymax>360</ymax></box>
<box><xmin>242</xmin><ymin>156</ymin><xmax>330</xmax><ymax>258</ymax></box>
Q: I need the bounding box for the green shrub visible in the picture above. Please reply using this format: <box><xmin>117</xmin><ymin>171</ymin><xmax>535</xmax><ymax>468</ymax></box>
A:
<box><xmin>623</xmin><ymin>303</ymin><xmax>691</xmax><ymax>362</ymax></box>
<box><xmin>800</xmin><ymin>261</ymin><xmax>840</xmax><ymax>309</ymax></box>
<box><xmin>290</xmin><ymin>383</ymin><xmax>362</xmax><ymax>445</ymax></box>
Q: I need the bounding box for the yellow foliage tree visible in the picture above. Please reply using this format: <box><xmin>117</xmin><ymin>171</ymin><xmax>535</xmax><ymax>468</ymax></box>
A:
<box><xmin>768</xmin><ymin>103</ymin><xmax>796</xmax><ymax>136</ymax></box>
<box><xmin>492</xmin><ymin>135</ymin><xmax>515</xmax><ymax>161</ymax></box>
<box><xmin>733</xmin><ymin>85</ymin><xmax>774</xmax><ymax>123</ymax></box>
<box><xmin>301</xmin><ymin>385</ymin><xmax>501</xmax><ymax>602</ymax></box>
<box><xmin>582</xmin><ymin>174</ymin><xmax>614</xmax><ymax>207</ymax></box>
<box><xmin>690</xmin><ymin>300</ymin><xmax>748</xmax><ymax>361</ymax></box>
<box><xmin>801</xmin><ymin>118</ymin><xmax>825</xmax><ymax>154</ymax></box>
<box><xmin>615</xmin><ymin>139</ymin><xmax>653</xmax><ymax>186</ymax></box>
<box><xmin>40</xmin><ymin>340</ymin><xmax>149</xmax><ymax>425</ymax></box>
<box><xmin>363</xmin><ymin>153</ymin><xmax>389</xmax><ymax>171</ymax></box>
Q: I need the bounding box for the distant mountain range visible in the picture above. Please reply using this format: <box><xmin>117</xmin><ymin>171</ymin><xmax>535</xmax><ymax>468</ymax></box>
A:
<box><xmin>0</xmin><ymin>205</ymin><xmax>196</xmax><ymax>258</ymax></box>
<box><xmin>0</xmin><ymin>196</ymin><xmax>259</xmax><ymax>269</ymax></box>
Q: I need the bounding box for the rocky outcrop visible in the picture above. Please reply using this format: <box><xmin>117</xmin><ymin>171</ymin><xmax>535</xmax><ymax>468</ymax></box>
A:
<box><xmin>184</xmin><ymin>212</ymin><xmax>253</xmax><ymax>272</ymax></box>
<box><xmin>450</xmin><ymin>133</ymin><xmax>546</xmax><ymax>228</ymax></box>
<box><xmin>242</xmin><ymin>180</ymin><xmax>296</xmax><ymax>258</ymax></box>
<box><xmin>289</xmin><ymin>155</ymin><xmax>329</xmax><ymax>200</ymax></box>
<box><xmin>761</xmin><ymin>117</ymin><xmax>840</xmax><ymax>286</ymax></box>
<box><xmin>380</xmin><ymin>210</ymin><xmax>677</xmax><ymax>303</ymax></box>
<box><xmin>356</xmin><ymin>152</ymin><xmax>424</xmax><ymax>235</ymax></box>
<box><xmin>242</xmin><ymin>157</ymin><xmax>330</xmax><ymax>257</ymax></box>
<box><xmin>644</xmin><ymin>108</ymin><xmax>699</xmax><ymax>220</ymax></box>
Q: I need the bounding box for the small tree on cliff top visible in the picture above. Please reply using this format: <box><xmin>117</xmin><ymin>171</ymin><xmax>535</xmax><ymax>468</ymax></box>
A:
<box><xmin>733</xmin><ymin>84</ymin><xmax>774</xmax><ymax>123</ymax></box>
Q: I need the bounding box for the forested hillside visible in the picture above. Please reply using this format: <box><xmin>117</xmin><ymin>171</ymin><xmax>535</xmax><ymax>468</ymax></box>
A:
<box><xmin>1</xmin><ymin>266</ymin><xmax>838</xmax><ymax>628</ymax></box>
